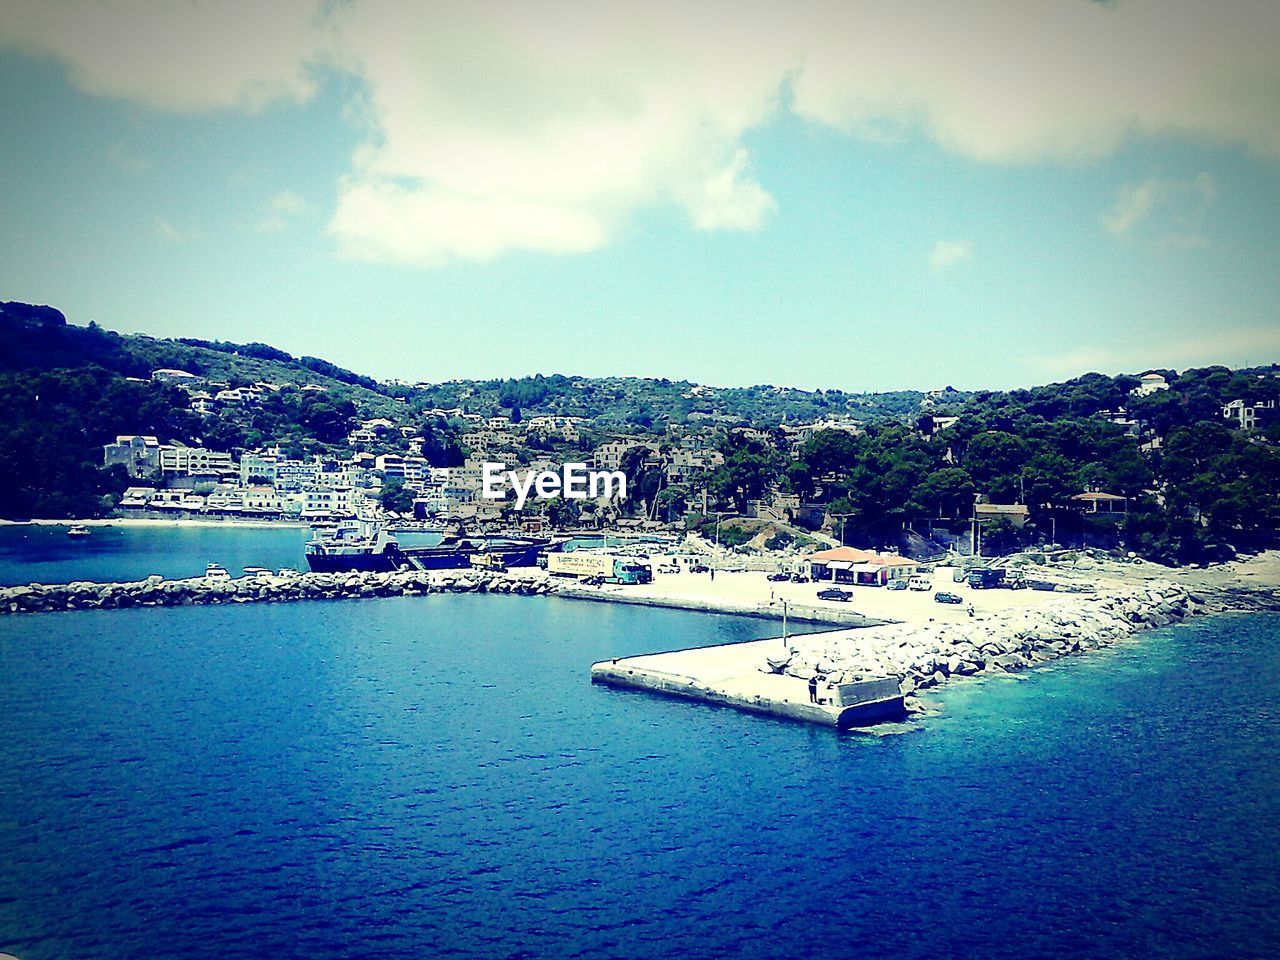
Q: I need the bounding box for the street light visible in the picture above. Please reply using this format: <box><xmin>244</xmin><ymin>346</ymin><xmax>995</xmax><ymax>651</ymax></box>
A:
<box><xmin>829</xmin><ymin>512</ymin><xmax>855</xmax><ymax>546</ymax></box>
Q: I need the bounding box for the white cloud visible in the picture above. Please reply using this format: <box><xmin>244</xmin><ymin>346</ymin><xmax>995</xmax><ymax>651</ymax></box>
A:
<box><xmin>1103</xmin><ymin>172</ymin><xmax>1215</xmax><ymax>243</ymax></box>
<box><xmin>1103</xmin><ymin>181</ymin><xmax>1160</xmax><ymax>236</ymax></box>
<box><xmin>790</xmin><ymin>1</ymin><xmax>1280</xmax><ymax>163</ymax></box>
<box><xmin>929</xmin><ymin>240</ymin><xmax>971</xmax><ymax>272</ymax></box>
<box><xmin>257</xmin><ymin>190</ymin><xmax>313</xmax><ymax>232</ymax></box>
<box><xmin>6</xmin><ymin>1</ymin><xmax>1280</xmax><ymax>264</ymax></box>
<box><xmin>326</xmin><ymin>1</ymin><xmax>795</xmax><ymax>263</ymax></box>
<box><xmin>1</xmin><ymin>0</ymin><xmax>326</xmax><ymax>111</ymax></box>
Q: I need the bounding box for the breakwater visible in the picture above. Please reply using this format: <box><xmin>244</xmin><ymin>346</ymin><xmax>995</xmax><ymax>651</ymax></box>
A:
<box><xmin>773</xmin><ymin>581</ymin><xmax>1199</xmax><ymax>698</ymax></box>
<box><xmin>0</xmin><ymin>569</ymin><xmax>561</xmax><ymax>614</ymax></box>
<box><xmin>589</xmin><ymin>581</ymin><xmax>1212</xmax><ymax>730</ymax></box>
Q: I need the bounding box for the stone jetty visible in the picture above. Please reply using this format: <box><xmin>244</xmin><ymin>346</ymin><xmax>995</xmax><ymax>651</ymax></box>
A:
<box><xmin>0</xmin><ymin>569</ymin><xmax>562</xmax><ymax>614</ymax></box>
<box><xmin>592</xmin><ymin>581</ymin><xmax>1199</xmax><ymax>730</ymax></box>
<box><xmin>760</xmin><ymin>581</ymin><xmax>1196</xmax><ymax>698</ymax></box>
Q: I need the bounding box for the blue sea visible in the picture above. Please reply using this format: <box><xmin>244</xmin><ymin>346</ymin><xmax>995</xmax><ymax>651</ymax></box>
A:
<box><xmin>0</xmin><ymin>523</ymin><xmax>631</xmax><ymax>586</ymax></box>
<box><xmin>1</xmin><ymin>526</ymin><xmax>1278</xmax><ymax>960</ymax></box>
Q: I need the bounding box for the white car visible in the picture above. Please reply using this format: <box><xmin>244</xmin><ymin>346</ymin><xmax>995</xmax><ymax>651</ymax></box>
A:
<box><xmin>908</xmin><ymin>576</ymin><xmax>932</xmax><ymax>591</ymax></box>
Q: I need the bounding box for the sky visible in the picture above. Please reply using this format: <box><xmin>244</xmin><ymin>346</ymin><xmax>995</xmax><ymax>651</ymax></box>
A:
<box><xmin>1</xmin><ymin>0</ymin><xmax>1278</xmax><ymax>393</ymax></box>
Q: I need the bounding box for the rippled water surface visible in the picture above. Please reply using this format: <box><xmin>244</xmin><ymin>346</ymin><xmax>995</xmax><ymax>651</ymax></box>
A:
<box><xmin>1</xmin><ymin>543</ymin><xmax>1278</xmax><ymax>959</ymax></box>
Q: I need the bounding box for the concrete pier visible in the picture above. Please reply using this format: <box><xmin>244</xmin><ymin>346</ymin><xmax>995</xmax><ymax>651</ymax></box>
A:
<box><xmin>561</xmin><ymin>586</ymin><xmax>890</xmax><ymax>627</ymax></box>
<box><xmin>591</xmin><ymin>635</ymin><xmax>907</xmax><ymax>730</ymax></box>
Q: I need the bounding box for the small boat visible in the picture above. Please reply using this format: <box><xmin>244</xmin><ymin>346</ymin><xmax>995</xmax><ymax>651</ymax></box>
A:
<box><xmin>67</xmin><ymin>524</ymin><xmax>90</xmax><ymax>537</ymax></box>
<box><xmin>203</xmin><ymin>562</ymin><xmax>231</xmax><ymax>581</ymax></box>
<box><xmin>242</xmin><ymin>566</ymin><xmax>273</xmax><ymax>579</ymax></box>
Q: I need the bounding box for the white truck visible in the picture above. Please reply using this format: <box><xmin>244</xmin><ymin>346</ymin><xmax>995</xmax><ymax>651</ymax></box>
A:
<box><xmin>547</xmin><ymin>551</ymin><xmax>650</xmax><ymax>584</ymax></box>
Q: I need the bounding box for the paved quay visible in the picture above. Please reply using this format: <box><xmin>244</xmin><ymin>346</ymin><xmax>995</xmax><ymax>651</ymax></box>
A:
<box><xmin>591</xmin><ymin>634</ymin><xmax>907</xmax><ymax>730</ymax></box>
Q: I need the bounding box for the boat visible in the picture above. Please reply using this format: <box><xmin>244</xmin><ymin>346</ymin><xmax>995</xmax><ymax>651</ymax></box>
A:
<box><xmin>67</xmin><ymin>524</ymin><xmax>90</xmax><ymax>537</ymax></box>
<box><xmin>242</xmin><ymin>566</ymin><xmax>273</xmax><ymax>579</ymax></box>
<box><xmin>203</xmin><ymin>562</ymin><xmax>231</xmax><ymax>581</ymax></box>
<box><xmin>304</xmin><ymin>517</ymin><xmax>562</xmax><ymax>573</ymax></box>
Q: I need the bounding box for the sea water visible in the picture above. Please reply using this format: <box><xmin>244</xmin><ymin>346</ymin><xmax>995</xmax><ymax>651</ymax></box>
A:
<box><xmin>0</xmin><ymin>534</ymin><xmax>1278</xmax><ymax>959</ymax></box>
<box><xmin>0</xmin><ymin>523</ymin><xmax>445</xmax><ymax>586</ymax></box>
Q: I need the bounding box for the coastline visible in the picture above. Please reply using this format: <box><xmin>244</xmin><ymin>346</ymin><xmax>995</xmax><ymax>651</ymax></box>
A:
<box><xmin>583</xmin><ymin>550</ymin><xmax>1280</xmax><ymax>728</ymax></box>
<box><xmin>0</xmin><ymin>517</ymin><xmax>311</xmax><ymax>529</ymax></box>
<box><xmin>4</xmin><ymin>545</ymin><xmax>1276</xmax><ymax>730</ymax></box>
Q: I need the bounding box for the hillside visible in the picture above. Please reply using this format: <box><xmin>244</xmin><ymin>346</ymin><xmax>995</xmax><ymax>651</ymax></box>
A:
<box><xmin>0</xmin><ymin>301</ymin><xmax>400</xmax><ymax>413</ymax></box>
<box><xmin>403</xmin><ymin>374</ymin><xmax>936</xmax><ymax>429</ymax></box>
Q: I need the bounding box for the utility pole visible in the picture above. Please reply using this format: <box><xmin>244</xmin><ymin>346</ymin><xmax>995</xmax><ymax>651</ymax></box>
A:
<box><xmin>829</xmin><ymin>512</ymin><xmax>854</xmax><ymax>547</ymax></box>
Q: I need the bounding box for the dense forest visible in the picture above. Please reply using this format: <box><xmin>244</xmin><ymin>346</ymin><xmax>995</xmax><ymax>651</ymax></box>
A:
<box><xmin>695</xmin><ymin>370</ymin><xmax>1280</xmax><ymax>564</ymax></box>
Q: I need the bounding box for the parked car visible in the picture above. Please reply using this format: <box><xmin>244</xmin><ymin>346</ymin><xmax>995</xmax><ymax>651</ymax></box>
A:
<box><xmin>886</xmin><ymin>579</ymin><xmax>908</xmax><ymax>591</ymax></box>
<box><xmin>767</xmin><ymin>572</ymin><xmax>791</xmax><ymax>582</ymax></box>
<box><xmin>908</xmin><ymin>576</ymin><xmax>931</xmax><ymax>591</ymax></box>
<box><xmin>689</xmin><ymin>563</ymin><xmax>710</xmax><ymax>574</ymax></box>
<box><xmin>817</xmin><ymin>587</ymin><xmax>853</xmax><ymax>602</ymax></box>
<box><xmin>934</xmin><ymin>591</ymin><xmax>964</xmax><ymax>604</ymax></box>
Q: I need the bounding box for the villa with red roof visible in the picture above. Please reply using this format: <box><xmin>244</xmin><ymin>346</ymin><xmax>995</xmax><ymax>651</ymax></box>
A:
<box><xmin>805</xmin><ymin>546</ymin><xmax>919</xmax><ymax>586</ymax></box>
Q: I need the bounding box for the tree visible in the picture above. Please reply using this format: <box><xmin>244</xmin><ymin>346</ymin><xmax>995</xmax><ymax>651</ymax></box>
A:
<box><xmin>911</xmin><ymin>468</ymin><xmax>975</xmax><ymax>518</ymax></box>
<box><xmin>379</xmin><ymin>478</ymin><xmax>414</xmax><ymax>514</ymax></box>
<box><xmin>710</xmin><ymin>435</ymin><xmax>782</xmax><ymax>513</ymax></box>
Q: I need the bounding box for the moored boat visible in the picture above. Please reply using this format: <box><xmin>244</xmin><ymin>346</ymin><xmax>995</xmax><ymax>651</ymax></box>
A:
<box><xmin>304</xmin><ymin>518</ymin><xmax>561</xmax><ymax>573</ymax></box>
<box><xmin>203</xmin><ymin>562</ymin><xmax>231</xmax><ymax>581</ymax></box>
<box><xmin>67</xmin><ymin>524</ymin><xmax>90</xmax><ymax>537</ymax></box>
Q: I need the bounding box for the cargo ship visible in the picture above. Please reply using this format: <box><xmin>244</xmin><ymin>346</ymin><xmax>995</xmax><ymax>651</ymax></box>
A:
<box><xmin>304</xmin><ymin>518</ymin><xmax>561</xmax><ymax>573</ymax></box>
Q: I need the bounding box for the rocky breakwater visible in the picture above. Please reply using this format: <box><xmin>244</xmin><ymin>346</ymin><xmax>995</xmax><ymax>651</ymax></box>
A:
<box><xmin>0</xmin><ymin>569</ymin><xmax>562</xmax><ymax>614</ymax></box>
<box><xmin>766</xmin><ymin>581</ymin><xmax>1195</xmax><ymax>702</ymax></box>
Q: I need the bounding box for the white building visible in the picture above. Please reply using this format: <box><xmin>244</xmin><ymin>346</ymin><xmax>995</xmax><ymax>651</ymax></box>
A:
<box><xmin>302</xmin><ymin>485</ymin><xmax>358</xmax><ymax>519</ymax></box>
<box><xmin>594</xmin><ymin>440</ymin><xmax>649</xmax><ymax>471</ymax></box>
<box><xmin>1222</xmin><ymin>398</ymin><xmax>1276</xmax><ymax>431</ymax></box>
<box><xmin>159</xmin><ymin>445</ymin><xmax>235</xmax><ymax>477</ymax></box>
<box><xmin>1130</xmin><ymin>372</ymin><xmax>1171</xmax><ymax>397</ymax></box>
<box><xmin>151</xmin><ymin>368</ymin><xmax>199</xmax><ymax>384</ymax></box>
<box><xmin>665</xmin><ymin>448</ymin><xmax>724</xmax><ymax>483</ymax></box>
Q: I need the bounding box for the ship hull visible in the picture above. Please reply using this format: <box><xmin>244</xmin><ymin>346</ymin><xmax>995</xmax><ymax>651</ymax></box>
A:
<box><xmin>304</xmin><ymin>539</ymin><xmax>557</xmax><ymax>573</ymax></box>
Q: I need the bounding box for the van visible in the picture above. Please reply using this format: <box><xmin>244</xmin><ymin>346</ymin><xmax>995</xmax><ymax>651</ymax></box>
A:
<box><xmin>908</xmin><ymin>576</ymin><xmax>931</xmax><ymax>591</ymax></box>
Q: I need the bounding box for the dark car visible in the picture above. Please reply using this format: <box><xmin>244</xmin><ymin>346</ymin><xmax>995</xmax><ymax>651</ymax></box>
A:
<box><xmin>817</xmin><ymin>587</ymin><xmax>853</xmax><ymax>602</ymax></box>
<box><xmin>933</xmin><ymin>591</ymin><xmax>964</xmax><ymax>604</ymax></box>
<box><xmin>767</xmin><ymin>572</ymin><xmax>791</xmax><ymax>582</ymax></box>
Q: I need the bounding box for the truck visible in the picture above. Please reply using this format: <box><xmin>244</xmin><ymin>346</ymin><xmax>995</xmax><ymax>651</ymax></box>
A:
<box><xmin>546</xmin><ymin>551</ymin><xmax>650</xmax><ymax>585</ymax></box>
<box><xmin>966</xmin><ymin>567</ymin><xmax>1006</xmax><ymax>589</ymax></box>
